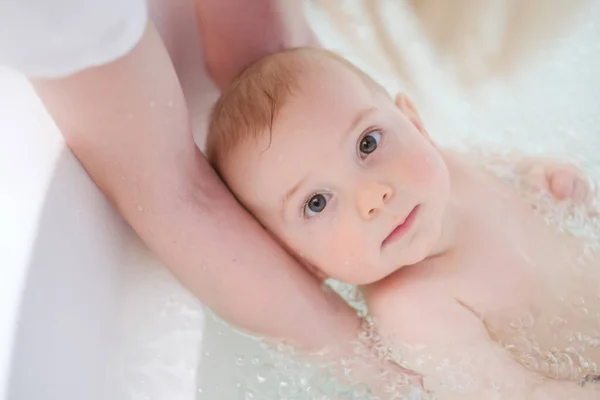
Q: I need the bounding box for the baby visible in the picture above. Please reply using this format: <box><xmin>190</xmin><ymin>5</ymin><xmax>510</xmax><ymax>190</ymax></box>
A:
<box><xmin>206</xmin><ymin>48</ymin><xmax>600</xmax><ymax>399</ymax></box>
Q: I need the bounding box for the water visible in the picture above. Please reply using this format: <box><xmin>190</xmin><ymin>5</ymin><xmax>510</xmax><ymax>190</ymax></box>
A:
<box><xmin>196</xmin><ymin>304</ymin><xmax>431</xmax><ymax>399</ymax></box>
<box><xmin>113</xmin><ymin>1</ymin><xmax>600</xmax><ymax>399</ymax></box>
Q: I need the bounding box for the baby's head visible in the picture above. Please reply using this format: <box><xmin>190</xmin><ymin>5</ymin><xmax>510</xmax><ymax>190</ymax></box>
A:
<box><xmin>207</xmin><ymin>48</ymin><xmax>450</xmax><ymax>285</ymax></box>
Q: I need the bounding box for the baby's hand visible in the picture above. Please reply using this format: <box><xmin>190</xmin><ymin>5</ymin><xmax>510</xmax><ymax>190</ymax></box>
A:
<box><xmin>546</xmin><ymin>165</ymin><xmax>591</xmax><ymax>203</ymax></box>
<box><xmin>518</xmin><ymin>158</ymin><xmax>591</xmax><ymax>203</ymax></box>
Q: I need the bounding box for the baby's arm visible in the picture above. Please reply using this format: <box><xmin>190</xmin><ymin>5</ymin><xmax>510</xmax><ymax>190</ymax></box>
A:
<box><xmin>514</xmin><ymin>157</ymin><xmax>592</xmax><ymax>203</ymax></box>
<box><xmin>480</xmin><ymin>150</ymin><xmax>592</xmax><ymax>203</ymax></box>
<box><xmin>368</xmin><ymin>283</ymin><xmax>600</xmax><ymax>400</ymax></box>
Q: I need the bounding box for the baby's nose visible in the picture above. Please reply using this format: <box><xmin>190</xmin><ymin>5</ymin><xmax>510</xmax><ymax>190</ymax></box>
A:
<box><xmin>356</xmin><ymin>182</ymin><xmax>393</xmax><ymax>219</ymax></box>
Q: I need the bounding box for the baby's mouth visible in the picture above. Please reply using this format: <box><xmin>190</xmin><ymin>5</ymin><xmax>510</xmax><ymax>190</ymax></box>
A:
<box><xmin>382</xmin><ymin>205</ymin><xmax>421</xmax><ymax>247</ymax></box>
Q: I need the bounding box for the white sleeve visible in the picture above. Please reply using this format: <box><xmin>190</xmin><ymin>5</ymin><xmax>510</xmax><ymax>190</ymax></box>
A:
<box><xmin>0</xmin><ymin>0</ymin><xmax>148</xmax><ymax>78</ymax></box>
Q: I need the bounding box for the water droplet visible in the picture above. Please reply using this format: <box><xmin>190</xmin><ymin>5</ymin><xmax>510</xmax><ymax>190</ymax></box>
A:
<box><xmin>351</xmin><ymin>383</ymin><xmax>370</xmax><ymax>398</ymax></box>
<box><xmin>279</xmin><ymin>379</ymin><xmax>301</xmax><ymax>398</ymax></box>
<box><xmin>573</xmin><ymin>296</ymin><xmax>586</xmax><ymax>307</ymax></box>
<box><xmin>235</xmin><ymin>356</ymin><xmax>246</xmax><ymax>366</ymax></box>
<box><xmin>137</xmin><ymin>205</ymin><xmax>144</xmax><ymax>212</ymax></box>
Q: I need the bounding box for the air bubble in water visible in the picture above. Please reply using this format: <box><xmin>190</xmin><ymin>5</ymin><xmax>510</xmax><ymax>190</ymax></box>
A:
<box><xmin>279</xmin><ymin>378</ymin><xmax>302</xmax><ymax>398</ymax></box>
<box><xmin>254</xmin><ymin>364</ymin><xmax>276</xmax><ymax>386</ymax></box>
<box><xmin>351</xmin><ymin>382</ymin><xmax>370</xmax><ymax>398</ymax></box>
<box><xmin>306</xmin><ymin>386</ymin><xmax>331</xmax><ymax>400</ymax></box>
<box><xmin>522</xmin><ymin>354</ymin><xmax>539</xmax><ymax>370</ymax></box>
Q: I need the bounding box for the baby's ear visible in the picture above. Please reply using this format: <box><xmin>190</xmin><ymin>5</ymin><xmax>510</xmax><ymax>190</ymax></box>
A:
<box><xmin>394</xmin><ymin>93</ymin><xmax>434</xmax><ymax>144</ymax></box>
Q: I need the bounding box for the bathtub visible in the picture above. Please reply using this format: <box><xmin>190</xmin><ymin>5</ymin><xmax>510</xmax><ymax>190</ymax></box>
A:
<box><xmin>0</xmin><ymin>66</ymin><xmax>202</xmax><ymax>399</ymax></box>
<box><xmin>2</xmin><ymin>1</ymin><xmax>600</xmax><ymax>400</ymax></box>
<box><xmin>0</xmin><ymin>65</ymin><xmax>267</xmax><ymax>400</ymax></box>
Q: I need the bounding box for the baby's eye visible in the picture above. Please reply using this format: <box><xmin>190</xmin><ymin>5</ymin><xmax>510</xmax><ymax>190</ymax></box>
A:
<box><xmin>359</xmin><ymin>130</ymin><xmax>382</xmax><ymax>159</ymax></box>
<box><xmin>304</xmin><ymin>193</ymin><xmax>331</xmax><ymax>218</ymax></box>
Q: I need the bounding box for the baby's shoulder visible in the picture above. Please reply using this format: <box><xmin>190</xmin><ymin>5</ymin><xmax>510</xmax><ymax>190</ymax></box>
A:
<box><xmin>366</xmin><ymin>271</ymin><xmax>446</xmax><ymax>322</ymax></box>
<box><xmin>365</xmin><ymin>273</ymin><xmax>483</xmax><ymax>345</ymax></box>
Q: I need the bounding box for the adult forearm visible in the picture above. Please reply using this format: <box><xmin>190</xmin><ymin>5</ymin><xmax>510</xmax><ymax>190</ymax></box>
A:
<box><xmin>195</xmin><ymin>0</ymin><xmax>319</xmax><ymax>89</ymax></box>
<box><xmin>32</xmin><ymin>22</ymin><xmax>357</xmax><ymax>349</ymax></box>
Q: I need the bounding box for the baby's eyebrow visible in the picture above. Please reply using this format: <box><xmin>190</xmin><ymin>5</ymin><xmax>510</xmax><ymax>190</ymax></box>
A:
<box><xmin>282</xmin><ymin>175</ymin><xmax>308</xmax><ymax>213</ymax></box>
<box><xmin>341</xmin><ymin>107</ymin><xmax>378</xmax><ymax>146</ymax></box>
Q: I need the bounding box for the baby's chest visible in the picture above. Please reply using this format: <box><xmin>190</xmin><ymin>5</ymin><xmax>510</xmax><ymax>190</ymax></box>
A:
<box><xmin>451</xmin><ymin>243</ymin><xmax>538</xmax><ymax>314</ymax></box>
<box><xmin>450</xmin><ymin>212</ymin><xmax>582</xmax><ymax>314</ymax></box>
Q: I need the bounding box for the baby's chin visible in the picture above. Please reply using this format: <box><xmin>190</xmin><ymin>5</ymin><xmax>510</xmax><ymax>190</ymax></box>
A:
<box><xmin>398</xmin><ymin>218</ymin><xmax>444</xmax><ymax>264</ymax></box>
<box><xmin>350</xmin><ymin>257</ymin><xmax>426</xmax><ymax>286</ymax></box>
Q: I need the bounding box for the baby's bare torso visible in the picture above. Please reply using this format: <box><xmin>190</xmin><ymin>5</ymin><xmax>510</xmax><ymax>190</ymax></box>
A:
<box><xmin>375</xmin><ymin>154</ymin><xmax>600</xmax><ymax>380</ymax></box>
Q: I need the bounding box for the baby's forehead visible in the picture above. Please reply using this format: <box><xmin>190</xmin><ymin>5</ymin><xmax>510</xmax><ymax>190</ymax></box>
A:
<box><xmin>273</xmin><ymin>68</ymin><xmax>376</xmax><ymax>133</ymax></box>
<box><xmin>249</xmin><ymin>74</ymin><xmax>377</xmax><ymax>178</ymax></box>
<box><xmin>213</xmin><ymin>49</ymin><xmax>386</xmax><ymax>199</ymax></box>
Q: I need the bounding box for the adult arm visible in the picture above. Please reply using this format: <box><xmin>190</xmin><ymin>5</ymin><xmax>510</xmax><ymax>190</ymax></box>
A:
<box><xmin>32</xmin><ymin>21</ymin><xmax>358</xmax><ymax>350</ymax></box>
<box><xmin>195</xmin><ymin>0</ymin><xmax>319</xmax><ymax>89</ymax></box>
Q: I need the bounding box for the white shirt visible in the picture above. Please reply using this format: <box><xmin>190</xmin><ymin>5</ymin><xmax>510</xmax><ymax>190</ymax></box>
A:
<box><xmin>0</xmin><ymin>0</ymin><xmax>148</xmax><ymax>78</ymax></box>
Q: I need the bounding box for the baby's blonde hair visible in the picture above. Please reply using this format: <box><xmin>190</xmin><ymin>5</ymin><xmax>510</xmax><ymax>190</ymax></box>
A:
<box><xmin>206</xmin><ymin>47</ymin><xmax>385</xmax><ymax>169</ymax></box>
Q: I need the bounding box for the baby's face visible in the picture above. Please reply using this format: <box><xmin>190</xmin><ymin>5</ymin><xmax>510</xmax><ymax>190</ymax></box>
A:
<box><xmin>221</xmin><ymin>62</ymin><xmax>451</xmax><ymax>284</ymax></box>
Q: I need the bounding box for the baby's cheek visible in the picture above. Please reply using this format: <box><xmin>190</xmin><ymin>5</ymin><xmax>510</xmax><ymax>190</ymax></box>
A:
<box><xmin>406</xmin><ymin>151</ymin><xmax>447</xmax><ymax>188</ymax></box>
<box><xmin>316</xmin><ymin>220</ymin><xmax>371</xmax><ymax>281</ymax></box>
<box><xmin>327</xmin><ymin>231</ymin><xmax>362</xmax><ymax>262</ymax></box>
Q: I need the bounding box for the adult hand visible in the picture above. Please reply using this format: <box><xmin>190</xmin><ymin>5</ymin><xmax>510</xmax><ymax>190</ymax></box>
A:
<box><xmin>196</xmin><ymin>0</ymin><xmax>319</xmax><ymax>89</ymax></box>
